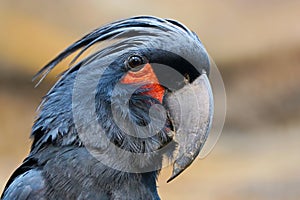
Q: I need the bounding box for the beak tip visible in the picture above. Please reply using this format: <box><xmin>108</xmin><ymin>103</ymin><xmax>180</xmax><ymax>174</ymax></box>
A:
<box><xmin>166</xmin><ymin>160</ymin><xmax>189</xmax><ymax>183</ymax></box>
<box><xmin>167</xmin><ymin>168</ymin><xmax>182</xmax><ymax>183</ymax></box>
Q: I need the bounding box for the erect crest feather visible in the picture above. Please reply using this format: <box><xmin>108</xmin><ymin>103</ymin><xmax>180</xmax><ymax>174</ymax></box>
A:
<box><xmin>33</xmin><ymin>16</ymin><xmax>193</xmax><ymax>86</ymax></box>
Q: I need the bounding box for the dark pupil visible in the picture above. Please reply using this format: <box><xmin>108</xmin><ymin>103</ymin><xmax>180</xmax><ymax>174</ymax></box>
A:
<box><xmin>129</xmin><ymin>56</ymin><xmax>142</xmax><ymax>68</ymax></box>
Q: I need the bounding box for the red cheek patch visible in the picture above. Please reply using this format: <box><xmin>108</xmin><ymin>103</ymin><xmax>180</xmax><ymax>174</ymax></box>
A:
<box><xmin>120</xmin><ymin>63</ymin><xmax>165</xmax><ymax>103</ymax></box>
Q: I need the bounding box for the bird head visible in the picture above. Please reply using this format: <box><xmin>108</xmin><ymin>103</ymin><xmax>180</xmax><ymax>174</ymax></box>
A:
<box><xmin>31</xmin><ymin>16</ymin><xmax>213</xmax><ymax>182</ymax></box>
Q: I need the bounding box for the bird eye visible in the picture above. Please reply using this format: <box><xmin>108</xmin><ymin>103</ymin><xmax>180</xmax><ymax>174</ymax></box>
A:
<box><xmin>127</xmin><ymin>55</ymin><xmax>145</xmax><ymax>71</ymax></box>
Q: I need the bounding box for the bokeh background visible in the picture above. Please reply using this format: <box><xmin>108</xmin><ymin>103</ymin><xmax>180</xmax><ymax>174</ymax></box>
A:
<box><xmin>1</xmin><ymin>0</ymin><xmax>300</xmax><ymax>199</ymax></box>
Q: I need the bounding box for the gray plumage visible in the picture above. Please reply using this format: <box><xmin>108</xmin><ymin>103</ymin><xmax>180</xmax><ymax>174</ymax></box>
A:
<box><xmin>1</xmin><ymin>16</ymin><xmax>212</xmax><ymax>200</ymax></box>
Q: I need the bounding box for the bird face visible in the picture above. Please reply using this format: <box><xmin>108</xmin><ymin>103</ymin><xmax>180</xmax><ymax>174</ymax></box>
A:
<box><xmin>32</xmin><ymin>16</ymin><xmax>213</xmax><ymax>182</ymax></box>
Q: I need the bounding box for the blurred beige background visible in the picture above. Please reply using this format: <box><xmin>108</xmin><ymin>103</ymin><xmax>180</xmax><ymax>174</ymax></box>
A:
<box><xmin>1</xmin><ymin>0</ymin><xmax>300</xmax><ymax>199</ymax></box>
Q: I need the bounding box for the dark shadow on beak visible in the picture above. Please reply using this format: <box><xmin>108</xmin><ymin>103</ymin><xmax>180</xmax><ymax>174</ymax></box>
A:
<box><xmin>165</xmin><ymin>73</ymin><xmax>214</xmax><ymax>182</ymax></box>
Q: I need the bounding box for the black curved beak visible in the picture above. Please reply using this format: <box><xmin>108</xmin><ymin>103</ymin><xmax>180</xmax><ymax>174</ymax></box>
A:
<box><xmin>165</xmin><ymin>73</ymin><xmax>213</xmax><ymax>182</ymax></box>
